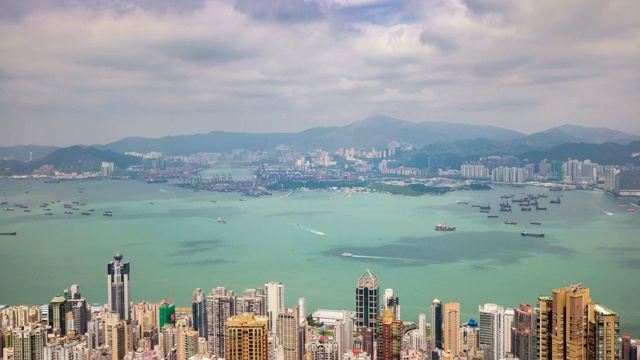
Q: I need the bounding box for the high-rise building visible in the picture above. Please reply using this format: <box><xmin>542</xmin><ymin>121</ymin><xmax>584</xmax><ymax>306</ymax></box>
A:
<box><xmin>356</xmin><ymin>269</ymin><xmax>379</xmax><ymax>328</ymax></box>
<box><xmin>226</xmin><ymin>314</ymin><xmax>269</xmax><ymax>360</ymax></box>
<box><xmin>12</xmin><ymin>324</ymin><xmax>46</xmax><ymax>360</ymax></box>
<box><xmin>160</xmin><ymin>324</ymin><xmax>178</xmax><ymax>357</ymax></box>
<box><xmin>298</xmin><ymin>298</ymin><xmax>306</xmax><ymax>326</ymax></box>
<box><xmin>48</xmin><ymin>295</ymin><xmax>67</xmax><ymax>336</ymax></box>
<box><xmin>478</xmin><ymin>303</ymin><xmax>504</xmax><ymax>360</ymax></box>
<box><xmin>355</xmin><ymin>326</ymin><xmax>374</xmax><ymax>358</ymax></box>
<box><xmin>622</xmin><ymin>333</ymin><xmax>631</xmax><ymax>360</ymax></box>
<box><xmin>111</xmin><ymin>320</ymin><xmax>131</xmax><ymax>360</ymax></box>
<box><xmin>159</xmin><ymin>303</ymin><xmax>176</xmax><ymax>332</ymax></box>
<box><xmin>236</xmin><ymin>288</ymin><xmax>266</xmax><ymax>316</ymax></box>
<box><xmin>512</xmin><ymin>304</ymin><xmax>536</xmax><ymax>360</ymax></box>
<box><xmin>206</xmin><ymin>287</ymin><xmax>236</xmax><ymax>357</ymax></box>
<box><xmin>615</xmin><ymin>167</ymin><xmax>640</xmax><ymax>196</ymax></box>
<box><xmin>276</xmin><ymin>306</ymin><xmax>304</xmax><ymax>360</ymax></box>
<box><xmin>551</xmin><ymin>284</ymin><xmax>592</xmax><ymax>360</ymax></box>
<box><xmin>375</xmin><ymin>308</ymin><xmax>402</xmax><ymax>360</ymax></box>
<box><xmin>385</xmin><ymin>294</ymin><xmax>400</xmax><ymax>321</ymax></box>
<box><xmin>177</xmin><ymin>326</ymin><xmax>198</xmax><ymax>360</ymax></box>
<box><xmin>107</xmin><ymin>252</ymin><xmax>130</xmax><ymax>321</ymax></box>
<box><xmin>430</xmin><ymin>299</ymin><xmax>443</xmax><ymax>350</ymax></box>
<box><xmin>537</xmin><ymin>296</ymin><xmax>553</xmax><ymax>360</ymax></box>
<box><xmin>334</xmin><ymin>309</ymin><xmax>354</xmax><ymax>356</ymax></box>
<box><xmin>443</xmin><ymin>302</ymin><xmax>460</xmax><ymax>356</ymax></box>
<box><xmin>416</xmin><ymin>313</ymin><xmax>427</xmax><ymax>351</ymax></box>
<box><xmin>587</xmin><ymin>305</ymin><xmax>620</xmax><ymax>360</ymax></box>
<box><xmin>192</xmin><ymin>288</ymin><xmax>207</xmax><ymax>339</ymax></box>
<box><xmin>309</xmin><ymin>335</ymin><xmax>339</xmax><ymax>360</ymax></box>
<box><xmin>265</xmin><ymin>282</ymin><xmax>285</xmax><ymax>333</ymax></box>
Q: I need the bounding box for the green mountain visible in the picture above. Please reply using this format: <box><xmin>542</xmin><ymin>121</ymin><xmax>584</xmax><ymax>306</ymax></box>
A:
<box><xmin>0</xmin><ymin>146</ymin><xmax>139</xmax><ymax>176</ymax></box>
<box><xmin>519</xmin><ymin>141</ymin><xmax>640</xmax><ymax>165</ymax></box>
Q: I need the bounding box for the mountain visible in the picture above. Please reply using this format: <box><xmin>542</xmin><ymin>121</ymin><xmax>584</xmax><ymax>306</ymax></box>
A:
<box><xmin>97</xmin><ymin>115</ymin><xmax>526</xmax><ymax>154</ymax></box>
<box><xmin>0</xmin><ymin>146</ymin><xmax>139</xmax><ymax>176</ymax></box>
<box><xmin>519</xmin><ymin>141</ymin><xmax>640</xmax><ymax>165</ymax></box>
<box><xmin>517</xmin><ymin>125</ymin><xmax>638</xmax><ymax>147</ymax></box>
<box><xmin>0</xmin><ymin>145</ymin><xmax>59</xmax><ymax>162</ymax></box>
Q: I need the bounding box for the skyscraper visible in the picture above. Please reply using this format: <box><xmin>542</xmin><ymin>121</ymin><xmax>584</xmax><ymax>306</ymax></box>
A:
<box><xmin>206</xmin><ymin>287</ymin><xmax>236</xmax><ymax>357</ymax></box>
<box><xmin>551</xmin><ymin>284</ymin><xmax>592</xmax><ymax>360</ymax></box>
<box><xmin>276</xmin><ymin>306</ymin><xmax>304</xmax><ymax>360</ymax></box>
<box><xmin>48</xmin><ymin>295</ymin><xmax>67</xmax><ymax>336</ymax></box>
<box><xmin>512</xmin><ymin>304</ymin><xmax>536</xmax><ymax>360</ymax></box>
<box><xmin>107</xmin><ymin>252</ymin><xmax>130</xmax><ymax>321</ymax></box>
<box><xmin>265</xmin><ymin>282</ymin><xmax>284</xmax><ymax>333</ymax></box>
<box><xmin>334</xmin><ymin>309</ymin><xmax>354</xmax><ymax>356</ymax></box>
<box><xmin>588</xmin><ymin>305</ymin><xmax>620</xmax><ymax>360</ymax></box>
<box><xmin>537</xmin><ymin>296</ymin><xmax>553</xmax><ymax>360</ymax></box>
<box><xmin>430</xmin><ymin>299</ymin><xmax>443</xmax><ymax>350</ymax></box>
<box><xmin>375</xmin><ymin>308</ymin><xmax>402</xmax><ymax>360</ymax></box>
<box><xmin>478</xmin><ymin>303</ymin><xmax>504</xmax><ymax>360</ymax></box>
<box><xmin>226</xmin><ymin>314</ymin><xmax>269</xmax><ymax>360</ymax></box>
<box><xmin>12</xmin><ymin>324</ymin><xmax>46</xmax><ymax>360</ymax></box>
<box><xmin>443</xmin><ymin>302</ymin><xmax>460</xmax><ymax>356</ymax></box>
<box><xmin>192</xmin><ymin>288</ymin><xmax>207</xmax><ymax>339</ymax></box>
<box><xmin>356</xmin><ymin>269</ymin><xmax>379</xmax><ymax>328</ymax></box>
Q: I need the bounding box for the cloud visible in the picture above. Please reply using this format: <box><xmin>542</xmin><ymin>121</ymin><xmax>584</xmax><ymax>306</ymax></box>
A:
<box><xmin>0</xmin><ymin>0</ymin><xmax>638</xmax><ymax>146</ymax></box>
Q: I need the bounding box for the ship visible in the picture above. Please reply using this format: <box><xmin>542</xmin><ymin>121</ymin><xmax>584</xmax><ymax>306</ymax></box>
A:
<box><xmin>500</xmin><ymin>194</ymin><xmax>514</xmax><ymax>198</ymax></box>
<box><xmin>530</xmin><ymin>221</ymin><xmax>542</xmax><ymax>225</ymax></box>
<box><xmin>480</xmin><ymin>209</ymin><xmax>490</xmax><ymax>213</ymax></box>
<box><xmin>628</xmin><ymin>209</ymin><xmax>637</xmax><ymax>213</ymax></box>
<box><xmin>504</xmin><ymin>221</ymin><xmax>517</xmax><ymax>225</ymax></box>
<box><xmin>456</xmin><ymin>201</ymin><xmax>469</xmax><ymax>204</ymax></box>
<box><xmin>521</xmin><ymin>207</ymin><xmax>532</xmax><ymax>211</ymax></box>
<box><xmin>479</xmin><ymin>204</ymin><xmax>491</xmax><ymax>210</ymax></box>
<box><xmin>536</xmin><ymin>205</ymin><xmax>547</xmax><ymax>211</ymax></box>
<box><xmin>0</xmin><ymin>232</ymin><xmax>17</xmax><ymax>235</ymax></box>
<box><xmin>81</xmin><ymin>212</ymin><xmax>92</xmax><ymax>215</ymax></box>
<box><xmin>3</xmin><ymin>208</ymin><xmax>14</xmax><ymax>211</ymax></box>
<box><xmin>488</xmin><ymin>215</ymin><xmax>499</xmax><ymax>218</ymax></box>
<box><xmin>341</xmin><ymin>252</ymin><xmax>353</xmax><ymax>257</ymax></box>
<box><xmin>521</xmin><ymin>231</ymin><xmax>544</xmax><ymax>237</ymax></box>
<box><xmin>103</xmin><ymin>213</ymin><xmax>113</xmax><ymax>217</ymax></box>
<box><xmin>44</xmin><ymin>212</ymin><xmax>53</xmax><ymax>215</ymax></box>
<box><xmin>550</xmin><ymin>196</ymin><xmax>561</xmax><ymax>204</ymax></box>
<box><xmin>435</xmin><ymin>224</ymin><xmax>456</xmax><ymax>231</ymax></box>
<box><xmin>217</xmin><ymin>218</ymin><xmax>227</xmax><ymax>224</ymax></box>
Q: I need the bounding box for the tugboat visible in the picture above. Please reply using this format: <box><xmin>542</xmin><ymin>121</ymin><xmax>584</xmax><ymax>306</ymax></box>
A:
<box><xmin>435</xmin><ymin>224</ymin><xmax>456</xmax><ymax>231</ymax></box>
<box><xmin>521</xmin><ymin>231</ymin><xmax>544</xmax><ymax>237</ymax></box>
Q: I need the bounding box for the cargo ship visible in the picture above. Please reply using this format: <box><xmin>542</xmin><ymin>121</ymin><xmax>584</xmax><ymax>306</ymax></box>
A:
<box><xmin>435</xmin><ymin>224</ymin><xmax>456</xmax><ymax>231</ymax></box>
<box><xmin>504</xmin><ymin>221</ymin><xmax>517</xmax><ymax>225</ymax></box>
<box><xmin>521</xmin><ymin>231</ymin><xmax>544</xmax><ymax>237</ymax></box>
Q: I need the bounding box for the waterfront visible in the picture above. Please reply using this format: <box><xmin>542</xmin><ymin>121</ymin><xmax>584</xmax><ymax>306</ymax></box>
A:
<box><xmin>0</xmin><ymin>174</ymin><xmax>639</xmax><ymax>334</ymax></box>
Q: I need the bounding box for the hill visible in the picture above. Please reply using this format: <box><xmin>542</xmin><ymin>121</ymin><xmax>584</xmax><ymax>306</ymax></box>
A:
<box><xmin>0</xmin><ymin>145</ymin><xmax>59</xmax><ymax>162</ymax></box>
<box><xmin>0</xmin><ymin>146</ymin><xmax>139</xmax><ymax>176</ymax></box>
<box><xmin>519</xmin><ymin>141</ymin><xmax>640</xmax><ymax>165</ymax></box>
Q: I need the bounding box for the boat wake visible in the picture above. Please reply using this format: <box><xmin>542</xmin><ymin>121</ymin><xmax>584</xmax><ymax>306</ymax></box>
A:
<box><xmin>296</xmin><ymin>223</ymin><xmax>325</xmax><ymax>236</ymax></box>
<box><xmin>596</xmin><ymin>207</ymin><xmax>613</xmax><ymax>216</ymax></box>
<box><xmin>350</xmin><ymin>254</ymin><xmax>417</xmax><ymax>262</ymax></box>
<box><xmin>159</xmin><ymin>189</ymin><xmax>169</xmax><ymax>193</ymax></box>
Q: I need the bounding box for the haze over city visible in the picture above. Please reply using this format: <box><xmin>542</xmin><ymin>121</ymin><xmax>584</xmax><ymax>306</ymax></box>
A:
<box><xmin>1</xmin><ymin>0</ymin><xmax>639</xmax><ymax>147</ymax></box>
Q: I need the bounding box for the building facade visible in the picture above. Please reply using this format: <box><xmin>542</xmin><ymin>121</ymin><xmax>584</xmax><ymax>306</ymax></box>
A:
<box><xmin>226</xmin><ymin>314</ymin><xmax>269</xmax><ymax>360</ymax></box>
<box><xmin>356</xmin><ymin>269</ymin><xmax>379</xmax><ymax>328</ymax></box>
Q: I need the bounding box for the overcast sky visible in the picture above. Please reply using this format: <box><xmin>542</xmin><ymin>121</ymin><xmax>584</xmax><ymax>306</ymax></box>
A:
<box><xmin>1</xmin><ymin>0</ymin><xmax>638</xmax><ymax>146</ymax></box>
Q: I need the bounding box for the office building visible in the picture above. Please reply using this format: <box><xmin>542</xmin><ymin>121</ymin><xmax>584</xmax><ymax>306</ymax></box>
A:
<box><xmin>192</xmin><ymin>288</ymin><xmax>207</xmax><ymax>339</ymax></box>
<box><xmin>276</xmin><ymin>306</ymin><xmax>304</xmax><ymax>360</ymax></box>
<box><xmin>226</xmin><ymin>314</ymin><xmax>268</xmax><ymax>360</ymax></box>
<box><xmin>430</xmin><ymin>299</ymin><xmax>443</xmax><ymax>350</ymax></box>
<box><xmin>48</xmin><ymin>295</ymin><xmax>67</xmax><ymax>336</ymax></box>
<box><xmin>443</xmin><ymin>302</ymin><xmax>460</xmax><ymax>356</ymax></box>
<box><xmin>478</xmin><ymin>303</ymin><xmax>504</xmax><ymax>360</ymax></box>
<box><xmin>356</xmin><ymin>269</ymin><xmax>379</xmax><ymax>328</ymax></box>
<box><xmin>265</xmin><ymin>282</ymin><xmax>284</xmax><ymax>333</ymax></box>
<box><xmin>107</xmin><ymin>252</ymin><xmax>130</xmax><ymax>321</ymax></box>
<box><xmin>512</xmin><ymin>304</ymin><xmax>536</xmax><ymax>360</ymax></box>
<box><xmin>206</xmin><ymin>287</ymin><xmax>236</xmax><ymax>357</ymax></box>
<box><xmin>375</xmin><ymin>308</ymin><xmax>402</xmax><ymax>360</ymax></box>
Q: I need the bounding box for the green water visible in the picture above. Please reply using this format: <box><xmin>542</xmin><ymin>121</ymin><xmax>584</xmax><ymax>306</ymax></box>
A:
<box><xmin>1</xmin><ymin>176</ymin><xmax>638</xmax><ymax>334</ymax></box>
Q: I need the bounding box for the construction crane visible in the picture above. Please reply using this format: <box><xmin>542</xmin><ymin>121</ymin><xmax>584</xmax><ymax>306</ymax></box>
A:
<box><xmin>161</xmin><ymin>290</ymin><xmax>174</xmax><ymax>305</ymax></box>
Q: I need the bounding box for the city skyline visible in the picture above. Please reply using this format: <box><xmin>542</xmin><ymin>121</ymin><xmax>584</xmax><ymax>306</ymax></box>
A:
<box><xmin>1</xmin><ymin>0</ymin><xmax>639</xmax><ymax>146</ymax></box>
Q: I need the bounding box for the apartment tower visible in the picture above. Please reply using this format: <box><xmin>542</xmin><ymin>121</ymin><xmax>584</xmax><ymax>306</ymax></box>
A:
<box><xmin>375</xmin><ymin>308</ymin><xmax>402</xmax><ymax>360</ymax></box>
<box><xmin>443</xmin><ymin>302</ymin><xmax>461</xmax><ymax>356</ymax></box>
<box><xmin>226</xmin><ymin>314</ymin><xmax>269</xmax><ymax>360</ymax></box>
<box><xmin>206</xmin><ymin>287</ymin><xmax>236</xmax><ymax>357</ymax></box>
<box><xmin>512</xmin><ymin>303</ymin><xmax>536</xmax><ymax>360</ymax></box>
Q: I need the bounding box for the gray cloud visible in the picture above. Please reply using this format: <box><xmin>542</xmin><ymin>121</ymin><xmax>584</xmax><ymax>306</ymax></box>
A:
<box><xmin>0</xmin><ymin>0</ymin><xmax>638</xmax><ymax>146</ymax></box>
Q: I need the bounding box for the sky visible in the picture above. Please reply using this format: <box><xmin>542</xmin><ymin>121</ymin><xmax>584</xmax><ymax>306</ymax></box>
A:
<box><xmin>1</xmin><ymin>0</ymin><xmax>639</xmax><ymax>147</ymax></box>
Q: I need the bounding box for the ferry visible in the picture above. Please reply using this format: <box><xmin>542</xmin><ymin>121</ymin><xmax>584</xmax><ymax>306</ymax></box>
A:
<box><xmin>341</xmin><ymin>252</ymin><xmax>353</xmax><ymax>257</ymax></box>
<box><xmin>217</xmin><ymin>218</ymin><xmax>227</xmax><ymax>224</ymax></box>
<box><xmin>435</xmin><ymin>224</ymin><xmax>456</xmax><ymax>231</ymax></box>
<box><xmin>521</xmin><ymin>231</ymin><xmax>544</xmax><ymax>237</ymax></box>
<box><xmin>504</xmin><ymin>221</ymin><xmax>517</xmax><ymax>225</ymax></box>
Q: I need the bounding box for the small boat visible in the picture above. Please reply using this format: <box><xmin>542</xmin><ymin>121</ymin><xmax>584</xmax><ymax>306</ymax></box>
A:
<box><xmin>3</xmin><ymin>208</ymin><xmax>14</xmax><ymax>211</ymax></box>
<box><xmin>217</xmin><ymin>218</ymin><xmax>227</xmax><ymax>224</ymax></box>
<box><xmin>521</xmin><ymin>207</ymin><xmax>532</xmax><ymax>211</ymax></box>
<box><xmin>81</xmin><ymin>212</ymin><xmax>91</xmax><ymax>215</ymax></box>
<box><xmin>24</xmin><ymin>209</ymin><xmax>31</xmax><ymax>213</ymax></box>
<box><xmin>103</xmin><ymin>213</ymin><xmax>112</xmax><ymax>217</ymax></box>
<box><xmin>504</xmin><ymin>221</ymin><xmax>517</xmax><ymax>225</ymax></box>
<box><xmin>521</xmin><ymin>231</ymin><xmax>544</xmax><ymax>237</ymax></box>
<box><xmin>550</xmin><ymin>196</ymin><xmax>561</xmax><ymax>204</ymax></box>
<box><xmin>64</xmin><ymin>211</ymin><xmax>74</xmax><ymax>215</ymax></box>
<box><xmin>488</xmin><ymin>215</ymin><xmax>499</xmax><ymax>218</ymax></box>
<box><xmin>104</xmin><ymin>210</ymin><xmax>112</xmax><ymax>214</ymax></box>
<box><xmin>44</xmin><ymin>212</ymin><xmax>53</xmax><ymax>215</ymax></box>
<box><xmin>435</xmin><ymin>224</ymin><xmax>456</xmax><ymax>231</ymax></box>
<box><xmin>79</xmin><ymin>202</ymin><xmax>87</xmax><ymax>206</ymax></box>
<box><xmin>628</xmin><ymin>209</ymin><xmax>637</xmax><ymax>213</ymax></box>
<box><xmin>480</xmin><ymin>209</ymin><xmax>490</xmax><ymax>213</ymax></box>
<box><xmin>342</xmin><ymin>252</ymin><xmax>353</xmax><ymax>257</ymax></box>
<box><xmin>456</xmin><ymin>201</ymin><xmax>469</xmax><ymax>204</ymax></box>
<box><xmin>536</xmin><ymin>206</ymin><xmax>547</xmax><ymax>211</ymax></box>
<box><xmin>530</xmin><ymin>222</ymin><xmax>542</xmax><ymax>225</ymax></box>
<box><xmin>619</xmin><ymin>204</ymin><xmax>627</xmax><ymax>208</ymax></box>
<box><xmin>0</xmin><ymin>232</ymin><xmax>16</xmax><ymax>236</ymax></box>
